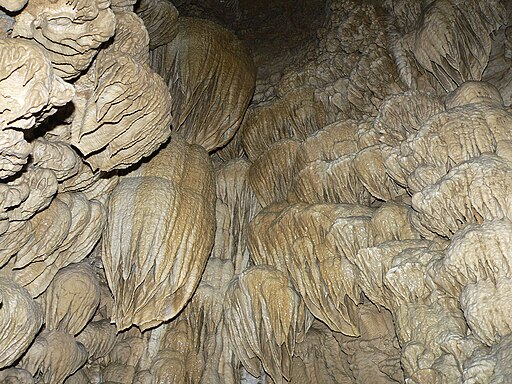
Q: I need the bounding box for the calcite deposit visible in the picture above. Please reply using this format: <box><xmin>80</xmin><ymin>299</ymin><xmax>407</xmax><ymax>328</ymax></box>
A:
<box><xmin>0</xmin><ymin>0</ymin><xmax>511</xmax><ymax>383</ymax></box>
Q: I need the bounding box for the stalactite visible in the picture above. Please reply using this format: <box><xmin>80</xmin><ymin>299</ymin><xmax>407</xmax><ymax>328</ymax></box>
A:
<box><xmin>0</xmin><ymin>0</ymin><xmax>510</xmax><ymax>382</ymax></box>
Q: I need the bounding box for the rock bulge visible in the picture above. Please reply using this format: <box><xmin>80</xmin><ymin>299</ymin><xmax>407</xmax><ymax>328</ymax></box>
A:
<box><xmin>0</xmin><ymin>0</ymin><xmax>510</xmax><ymax>383</ymax></box>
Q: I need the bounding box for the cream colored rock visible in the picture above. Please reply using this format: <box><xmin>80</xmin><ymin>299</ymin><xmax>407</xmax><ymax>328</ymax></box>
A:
<box><xmin>249</xmin><ymin>138</ymin><xmax>301</xmax><ymax>207</ymax></box>
<box><xmin>76</xmin><ymin>320</ymin><xmax>117</xmax><ymax>360</ymax></box>
<box><xmin>103</xmin><ymin>137</ymin><xmax>215</xmax><ymax>331</ymax></box>
<box><xmin>293</xmin><ymin>154</ymin><xmax>372</xmax><ymax>205</ymax></box>
<box><xmin>0</xmin><ymin>37</ymin><xmax>74</xmax><ymax>130</ymax></box>
<box><xmin>0</xmin><ymin>221</ymin><xmax>32</xmax><ymax>268</ymax></box>
<box><xmin>249</xmin><ymin>202</ymin><xmax>374</xmax><ymax>334</ymax></box>
<box><xmin>12</xmin><ymin>195</ymin><xmax>71</xmax><ymax>270</ymax></box>
<box><xmin>384</xmin><ymin>102</ymin><xmax>512</xmax><ymax>193</ymax></box>
<box><xmin>153</xmin><ymin>17</ymin><xmax>255</xmax><ymax>152</ymax></box>
<box><xmin>0</xmin><ymin>0</ymin><xmax>26</xmax><ymax>12</ymax></box>
<box><xmin>410</xmin><ymin>155</ymin><xmax>512</xmax><ymax>237</ymax></box>
<box><xmin>147</xmin><ymin>349</ymin><xmax>186</xmax><ymax>383</ymax></box>
<box><xmin>445</xmin><ymin>81</ymin><xmax>504</xmax><ymax>109</ymax></box>
<box><xmin>373</xmin><ymin>91</ymin><xmax>445</xmax><ymax>147</ymax></box>
<box><xmin>58</xmin><ymin>161</ymin><xmax>101</xmax><ymax>194</ymax></box>
<box><xmin>334</xmin><ymin>303</ymin><xmax>403</xmax><ymax>384</ymax></box>
<box><xmin>353</xmin><ymin>240</ymin><xmax>432</xmax><ymax>309</ymax></box>
<box><xmin>133</xmin><ymin>370</ymin><xmax>152</xmax><ymax>384</ymax></box>
<box><xmin>496</xmin><ymin>140</ymin><xmax>512</xmax><ymax>164</ymax></box>
<box><xmin>150</xmin><ymin>319</ymin><xmax>205</xmax><ymax>384</ymax></box>
<box><xmin>103</xmin><ymin>11</ymin><xmax>149</xmax><ymax>65</ymax></box>
<box><xmin>0</xmin><ymin>368</ymin><xmax>34</xmax><ymax>384</ymax></box>
<box><xmin>242</xmin><ymin>87</ymin><xmax>326</xmax><ymax>161</ymax></box>
<box><xmin>43</xmin><ymin>263</ymin><xmax>100</xmax><ymax>335</ymax></box>
<box><xmin>370</xmin><ymin>202</ymin><xmax>421</xmax><ymax>244</ymax></box>
<box><xmin>63</xmin><ymin>369</ymin><xmax>89</xmax><ymax>384</ymax></box>
<box><xmin>70</xmin><ymin>51</ymin><xmax>173</xmax><ymax>171</ymax></box>
<box><xmin>396</xmin><ymin>301</ymin><xmax>468</xmax><ymax>382</ymax></box>
<box><xmin>482</xmin><ymin>25</ymin><xmax>512</xmax><ymax>107</ymax></box>
<box><xmin>224</xmin><ymin>265</ymin><xmax>311</xmax><ymax>384</ymax></box>
<box><xmin>438</xmin><ymin>220</ymin><xmax>512</xmax><ymax>294</ymax></box>
<box><xmin>397</xmin><ymin>0</ymin><xmax>505</xmax><ymax>91</ymax></box>
<box><xmin>212</xmin><ymin>129</ymin><xmax>245</xmax><ymax>162</ymax></box>
<box><xmin>20</xmin><ymin>330</ymin><xmax>87</xmax><ymax>384</ymax></box>
<box><xmin>108</xmin><ymin>0</ymin><xmax>134</xmax><ymax>12</ymax></box>
<box><xmin>347</xmin><ymin>44</ymin><xmax>405</xmax><ymax>115</ymax></box>
<box><xmin>463</xmin><ymin>334</ymin><xmax>512</xmax><ymax>383</ymax></box>
<box><xmin>59</xmin><ymin>160</ymin><xmax>119</xmax><ymax>202</ymax></box>
<box><xmin>0</xmin><ymin>176</ymin><xmax>29</xmax><ymax>214</ymax></box>
<box><xmin>352</xmin><ymin>145</ymin><xmax>404</xmax><ymax>201</ymax></box>
<box><xmin>181</xmin><ymin>258</ymin><xmax>238</xmax><ymax>383</ymax></box>
<box><xmin>6</xmin><ymin>192</ymin><xmax>105</xmax><ymax>297</ymax></box>
<box><xmin>0</xmin><ymin>0</ymin><xmax>509</xmax><ymax>380</ymax></box>
<box><xmin>356</xmin><ymin>117</ymin><xmax>381</xmax><ymax>149</ymax></box>
<box><xmin>32</xmin><ymin>139</ymin><xmax>81</xmax><ymax>182</ymax></box>
<box><xmin>109</xmin><ymin>336</ymin><xmax>145</xmax><ymax>368</ymax></box>
<box><xmin>187</xmin><ymin>259</ymin><xmax>234</xmax><ymax>335</ymax></box>
<box><xmin>291</xmin><ymin>320</ymin><xmax>353</xmax><ymax>384</ymax></box>
<box><xmin>0</xmin><ymin>212</ymin><xmax>8</xmax><ymax>239</ymax></box>
<box><xmin>461</xmin><ymin>278</ymin><xmax>512</xmax><ymax>346</ymax></box>
<box><xmin>102</xmin><ymin>364</ymin><xmax>135</xmax><ymax>384</ymax></box>
<box><xmin>94</xmin><ymin>279</ymin><xmax>114</xmax><ymax>321</ymax></box>
<box><xmin>0</xmin><ymin>38</ymin><xmax>73</xmax><ymax>178</ymax></box>
<box><xmin>0</xmin><ymin>129</ymin><xmax>31</xmax><ymax>179</ymax></box>
<box><xmin>384</xmin><ymin>247</ymin><xmax>442</xmax><ymax>305</ymax></box>
<box><xmin>294</xmin><ymin>119</ymin><xmax>359</xmax><ymax>170</ymax></box>
<box><xmin>213</xmin><ymin>159</ymin><xmax>260</xmax><ymax>274</ymax></box>
<box><xmin>135</xmin><ymin>0</ymin><xmax>178</xmax><ymax>49</ymax></box>
<box><xmin>0</xmin><ymin>277</ymin><xmax>43</xmax><ymax>368</ymax></box>
<box><xmin>12</xmin><ymin>0</ymin><xmax>116</xmax><ymax>79</ymax></box>
<box><xmin>6</xmin><ymin>167</ymin><xmax>58</xmax><ymax>222</ymax></box>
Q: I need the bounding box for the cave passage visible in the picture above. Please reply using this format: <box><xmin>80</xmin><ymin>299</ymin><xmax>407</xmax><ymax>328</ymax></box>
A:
<box><xmin>0</xmin><ymin>0</ymin><xmax>511</xmax><ymax>383</ymax></box>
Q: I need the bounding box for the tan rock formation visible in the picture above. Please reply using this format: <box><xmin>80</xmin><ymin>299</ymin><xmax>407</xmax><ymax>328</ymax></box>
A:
<box><xmin>20</xmin><ymin>330</ymin><xmax>88</xmax><ymax>384</ymax></box>
<box><xmin>70</xmin><ymin>51</ymin><xmax>173</xmax><ymax>171</ymax></box>
<box><xmin>224</xmin><ymin>265</ymin><xmax>311</xmax><ymax>384</ymax></box>
<box><xmin>0</xmin><ymin>0</ymin><xmax>510</xmax><ymax>382</ymax></box>
<box><xmin>0</xmin><ymin>277</ymin><xmax>43</xmax><ymax>368</ymax></box>
<box><xmin>242</xmin><ymin>87</ymin><xmax>325</xmax><ymax>161</ymax></box>
<box><xmin>0</xmin><ymin>38</ymin><xmax>74</xmax><ymax>131</ymax></box>
<box><xmin>135</xmin><ymin>0</ymin><xmax>178</xmax><ymax>50</ymax></box>
<box><xmin>12</xmin><ymin>0</ymin><xmax>116</xmax><ymax>79</ymax></box>
<box><xmin>248</xmin><ymin>138</ymin><xmax>300</xmax><ymax>207</ymax></box>
<box><xmin>213</xmin><ymin>159</ymin><xmax>260</xmax><ymax>274</ymax></box>
<box><xmin>152</xmin><ymin>17</ymin><xmax>256</xmax><ymax>152</ymax></box>
<box><xmin>249</xmin><ymin>202</ymin><xmax>374</xmax><ymax>335</ymax></box>
<box><xmin>43</xmin><ymin>263</ymin><xmax>100</xmax><ymax>335</ymax></box>
<box><xmin>102</xmin><ymin>137</ymin><xmax>216</xmax><ymax>331</ymax></box>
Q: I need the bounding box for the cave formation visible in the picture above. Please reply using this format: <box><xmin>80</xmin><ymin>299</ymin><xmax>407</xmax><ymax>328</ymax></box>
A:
<box><xmin>0</xmin><ymin>0</ymin><xmax>511</xmax><ymax>383</ymax></box>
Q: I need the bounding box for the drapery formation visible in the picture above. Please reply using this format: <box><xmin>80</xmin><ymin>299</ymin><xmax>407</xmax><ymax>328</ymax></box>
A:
<box><xmin>0</xmin><ymin>0</ymin><xmax>511</xmax><ymax>383</ymax></box>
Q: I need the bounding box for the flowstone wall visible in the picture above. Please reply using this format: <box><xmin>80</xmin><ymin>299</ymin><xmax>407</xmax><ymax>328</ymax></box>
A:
<box><xmin>0</xmin><ymin>0</ymin><xmax>511</xmax><ymax>383</ymax></box>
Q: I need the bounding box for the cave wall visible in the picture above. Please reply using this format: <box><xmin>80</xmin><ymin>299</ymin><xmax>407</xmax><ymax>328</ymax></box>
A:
<box><xmin>0</xmin><ymin>0</ymin><xmax>511</xmax><ymax>383</ymax></box>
